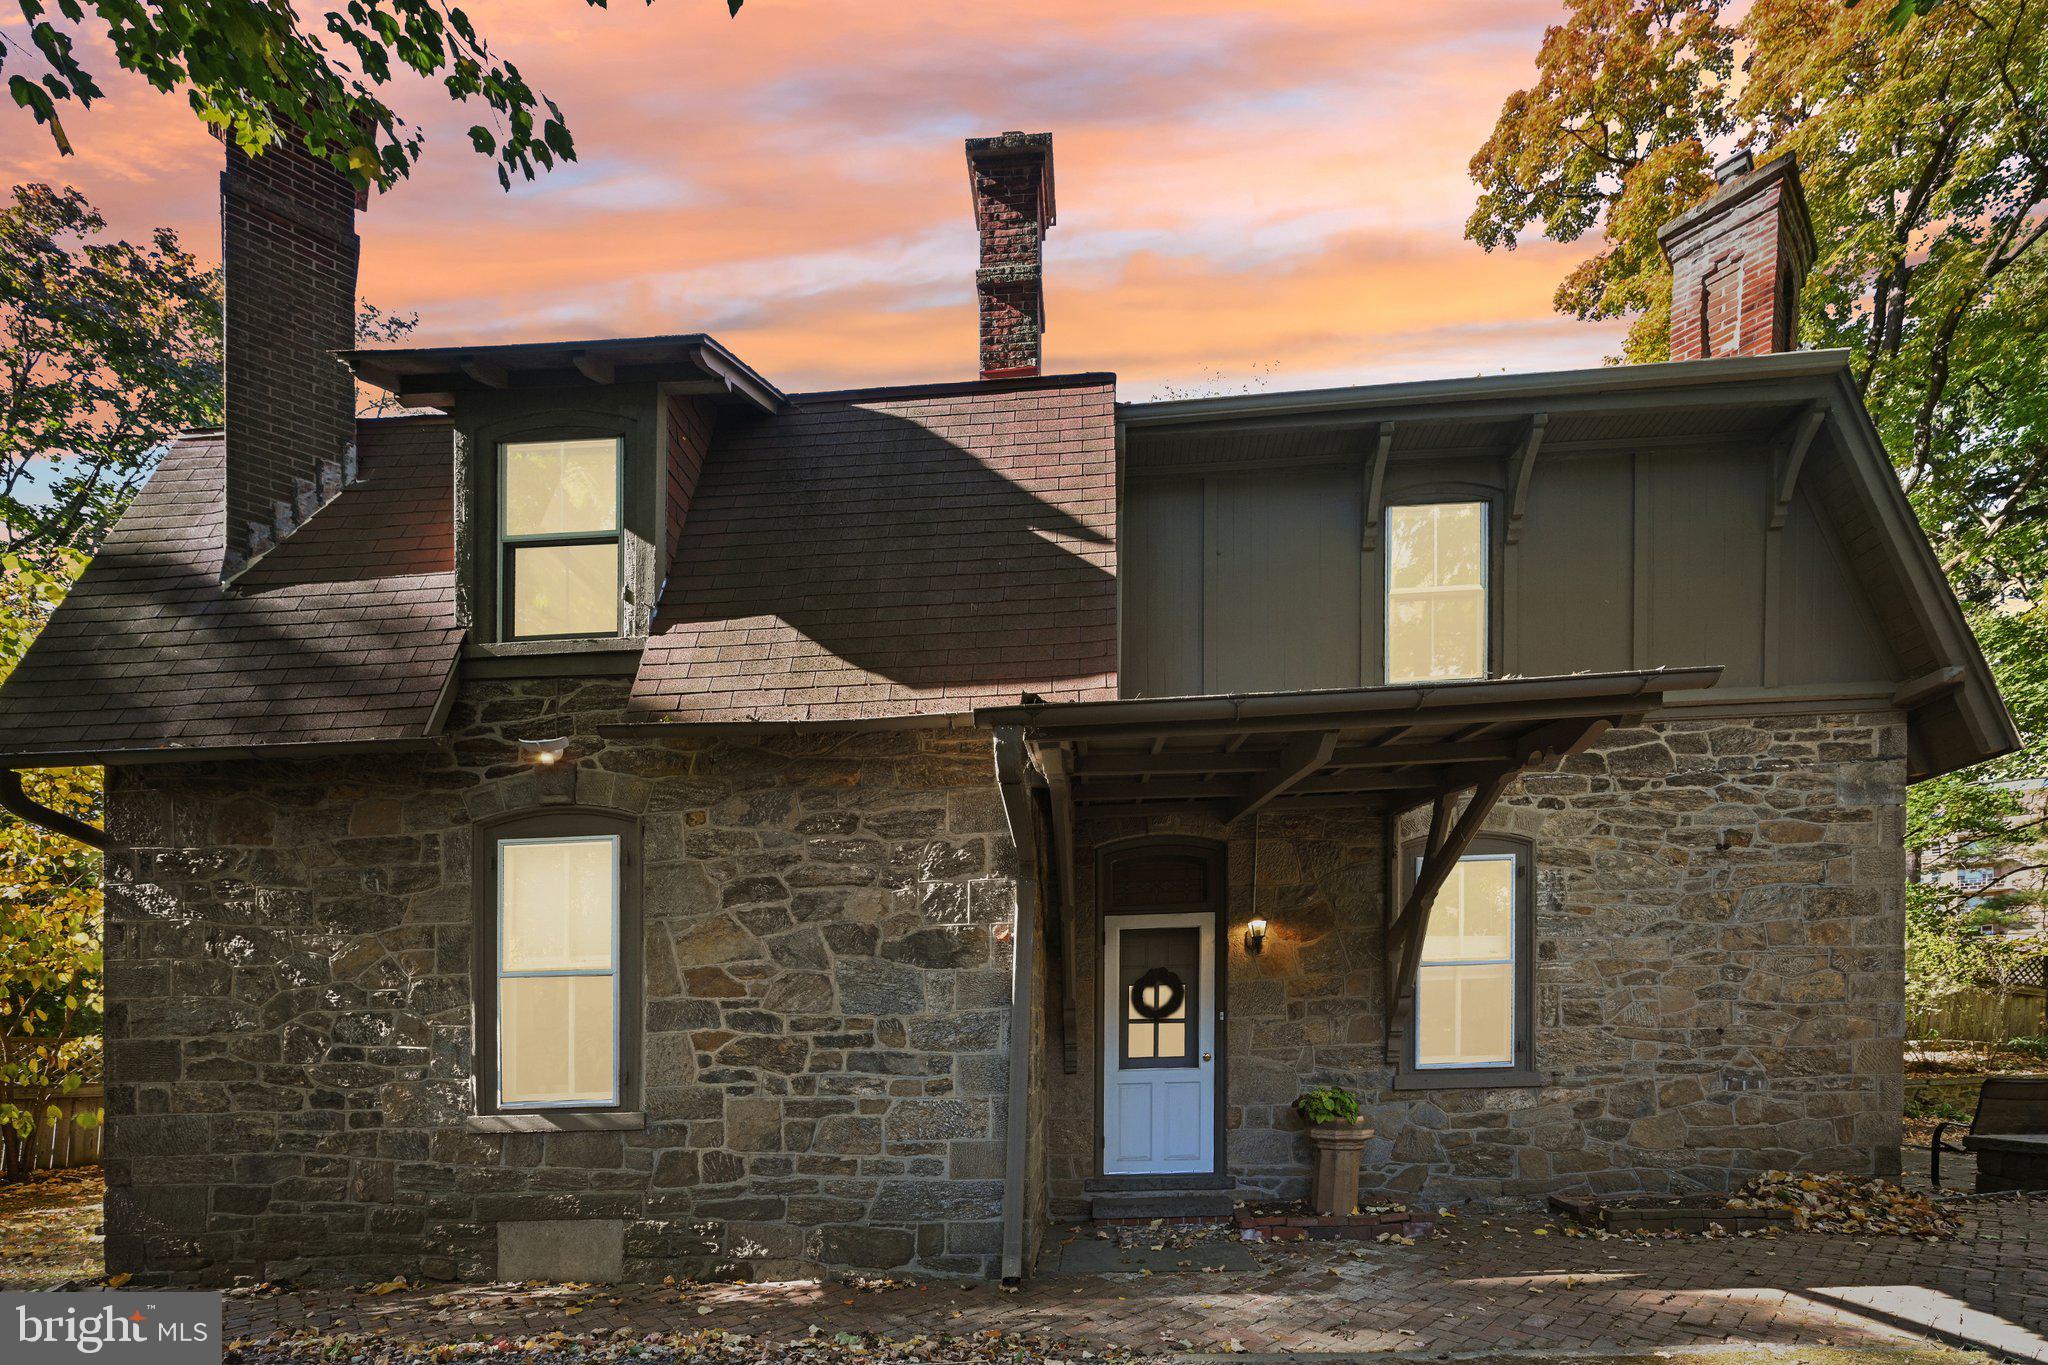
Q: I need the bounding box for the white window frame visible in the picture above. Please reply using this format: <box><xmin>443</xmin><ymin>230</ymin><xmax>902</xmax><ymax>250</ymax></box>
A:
<box><xmin>1383</xmin><ymin>499</ymin><xmax>1490</xmax><ymax>684</ymax></box>
<box><xmin>1412</xmin><ymin>848</ymin><xmax>1519</xmax><ymax>1072</ymax></box>
<box><xmin>496</xmin><ymin>436</ymin><xmax>626</xmax><ymax>642</ymax></box>
<box><xmin>494</xmin><ymin>832</ymin><xmax>622</xmax><ymax>1110</ymax></box>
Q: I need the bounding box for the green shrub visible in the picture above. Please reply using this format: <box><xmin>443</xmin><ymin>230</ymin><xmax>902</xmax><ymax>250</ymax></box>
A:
<box><xmin>2008</xmin><ymin>1035</ymin><xmax>2048</xmax><ymax>1059</ymax></box>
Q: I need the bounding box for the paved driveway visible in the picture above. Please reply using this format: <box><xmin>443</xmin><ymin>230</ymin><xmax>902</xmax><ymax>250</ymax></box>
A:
<box><xmin>224</xmin><ymin>1193</ymin><xmax>2048</xmax><ymax>1361</ymax></box>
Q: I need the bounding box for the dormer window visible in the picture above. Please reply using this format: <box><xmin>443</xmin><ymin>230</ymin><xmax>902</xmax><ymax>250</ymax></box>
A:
<box><xmin>499</xmin><ymin>437</ymin><xmax>624</xmax><ymax>640</ymax></box>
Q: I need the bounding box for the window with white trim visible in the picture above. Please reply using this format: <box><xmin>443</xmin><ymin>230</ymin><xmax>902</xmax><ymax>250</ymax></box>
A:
<box><xmin>494</xmin><ymin>832</ymin><xmax>621</xmax><ymax>1108</ymax></box>
<box><xmin>1385</xmin><ymin>501</ymin><xmax>1488</xmax><ymax>683</ymax></box>
<box><xmin>499</xmin><ymin>437</ymin><xmax>624</xmax><ymax>640</ymax></box>
<box><xmin>1414</xmin><ymin>852</ymin><xmax>1516</xmax><ymax>1068</ymax></box>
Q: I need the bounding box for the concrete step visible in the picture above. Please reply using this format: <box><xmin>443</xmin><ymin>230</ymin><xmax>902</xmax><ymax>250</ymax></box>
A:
<box><xmin>1083</xmin><ymin>1173</ymin><xmax>1233</xmax><ymax>1194</ymax></box>
<box><xmin>1088</xmin><ymin>1188</ymin><xmax>1235</xmax><ymax>1222</ymax></box>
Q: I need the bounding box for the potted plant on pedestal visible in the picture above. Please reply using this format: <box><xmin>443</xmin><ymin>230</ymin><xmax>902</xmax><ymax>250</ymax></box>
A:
<box><xmin>1295</xmin><ymin>1084</ymin><xmax>1373</xmax><ymax>1216</ymax></box>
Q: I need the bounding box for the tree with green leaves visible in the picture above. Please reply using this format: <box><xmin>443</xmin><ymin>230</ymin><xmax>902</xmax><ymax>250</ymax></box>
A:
<box><xmin>1469</xmin><ymin>0</ymin><xmax>2048</xmax><ymax>1008</ymax></box>
<box><xmin>6</xmin><ymin>0</ymin><xmax>745</xmax><ymax>190</ymax></box>
<box><xmin>0</xmin><ymin>551</ymin><xmax>101</xmax><ymax>1180</ymax></box>
<box><xmin>2</xmin><ymin>181</ymin><xmax>421</xmax><ymax>568</ymax></box>
<box><xmin>0</xmin><ymin>182</ymin><xmax>220</xmax><ymax>570</ymax></box>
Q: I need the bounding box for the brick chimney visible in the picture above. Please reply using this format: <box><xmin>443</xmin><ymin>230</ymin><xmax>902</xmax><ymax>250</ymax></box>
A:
<box><xmin>966</xmin><ymin>132</ymin><xmax>1055</xmax><ymax>379</ymax></box>
<box><xmin>1658</xmin><ymin>149</ymin><xmax>1816</xmax><ymax>361</ymax></box>
<box><xmin>218</xmin><ymin>134</ymin><xmax>366</xmax><ymax>572</ymax></box>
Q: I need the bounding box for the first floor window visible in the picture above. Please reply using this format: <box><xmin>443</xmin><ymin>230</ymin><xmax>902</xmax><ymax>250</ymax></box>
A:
<box><xmin>486</xmin><ymin>815</ymin><xmax>634</xmax><ymax>1109</ymax></box>
<box><xmin>1386</xmin><ymin>500</ymin><xmax>1488</xmax><ymax>683</ymax></box>
<box><xmin>1410</xmin><ymin>839</ymin><xmax>1528</xmax><ymax>1072</ymax></box>
<box><xmin>500</xmin><ymin>436</ymin><xmax>623</xmax><ymax>640</ymax></box>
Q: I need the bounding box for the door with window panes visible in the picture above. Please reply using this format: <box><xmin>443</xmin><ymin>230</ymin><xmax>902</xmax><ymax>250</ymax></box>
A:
<box><xmin>1101</xmin><ymin>912</ymin><xmax>1217</xmax><ymax>1174</ymax></box>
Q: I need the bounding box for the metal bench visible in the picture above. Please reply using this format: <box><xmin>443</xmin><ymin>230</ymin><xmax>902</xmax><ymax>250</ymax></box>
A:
<box><xmin>1931</xmin><ymin>1075</ymin><xmax>2048</xmax><ymax>1192</ymax></box>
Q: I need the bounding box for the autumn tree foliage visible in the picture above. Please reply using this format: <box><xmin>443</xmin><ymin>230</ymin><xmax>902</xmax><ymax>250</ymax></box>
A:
<box><xmin>0</xmin><ymin>554</ymin><xmax>101</xmax><ymax>1179</ymax></box>
<box><xmin>1469</xmin><ymin>0</ymin><xmax>2048</xmax><ymax>977</ymax></box>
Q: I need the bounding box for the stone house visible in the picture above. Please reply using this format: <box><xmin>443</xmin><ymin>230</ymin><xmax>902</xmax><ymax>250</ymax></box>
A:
<box><xmin>0</xmin><ymin>134</ymin><xmax>2015</xmax><ymax>1285</ymax></box>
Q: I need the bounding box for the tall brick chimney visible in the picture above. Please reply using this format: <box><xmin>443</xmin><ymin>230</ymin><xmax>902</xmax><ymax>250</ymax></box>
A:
<box><xmin>218</xmin><ymin>134</ymin><xmax>366</xmax><ymax>572</ymax></box>
<box><xmin>966</xmin><ymin>132</ymin><xmax>1055</xmax><ymax>379</ymax></box>
<box><xmin>1658</xmin><ymin>149</ymin><xmax>1815</xmax><ymax>361</ymax></box>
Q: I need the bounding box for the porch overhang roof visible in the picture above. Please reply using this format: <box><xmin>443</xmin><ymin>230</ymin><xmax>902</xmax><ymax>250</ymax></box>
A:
<box><xmin>980</xmin><ymin>667</ymin><xmax>1722</xmax><ymax>1076</ymax></box>
<box><xmin>974</xmin><ymin>666</ymin><xmax>1723</xmax><ymax>823</ymax></box>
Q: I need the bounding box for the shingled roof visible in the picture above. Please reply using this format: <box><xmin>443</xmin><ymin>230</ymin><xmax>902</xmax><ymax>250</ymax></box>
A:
<box><xmin>622</xmin><ymin>374</ymin><xmax>1119</xmax><ymax>725</ymax></box>
<box><xmin>0</xmin><ymin>418</ymin><xmax>463</xmax><ymax>766</ymax></box>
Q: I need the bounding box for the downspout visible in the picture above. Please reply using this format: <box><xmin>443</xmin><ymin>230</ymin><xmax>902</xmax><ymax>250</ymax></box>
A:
<box><xmin>0</xmin><ymin>768</ymin><xmax>110</xmax><ymax>851</ymax></box>
<box><xmin>991</xmin><ymin>726</ymin><xmax>1043</xmax><ymax>1283</ymax></box>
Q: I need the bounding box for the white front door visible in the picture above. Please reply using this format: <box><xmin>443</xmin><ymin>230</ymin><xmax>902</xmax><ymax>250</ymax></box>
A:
<box><xmin>1101</xmin><ymin>911</ymin><xmax>1217</xmax><ymax>1175</ymax></box>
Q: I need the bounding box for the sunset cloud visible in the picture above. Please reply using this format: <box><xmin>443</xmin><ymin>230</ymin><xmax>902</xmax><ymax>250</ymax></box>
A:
<box><xmin>0</xmin><ymin>0</ymin><xmax>1620</xmax><ymax>397</ymax></box>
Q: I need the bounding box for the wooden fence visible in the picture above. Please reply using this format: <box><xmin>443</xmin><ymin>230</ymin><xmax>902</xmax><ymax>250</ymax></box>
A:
<box><xmin>1908</xmin><ymin>985</ymin><xmax>2047</xmax><ymax>1045</ymax></box>
<box><xmin>0</xmin><ymin>1084</ymin><xmax>103</xmax><ymax>1173</ymax></box>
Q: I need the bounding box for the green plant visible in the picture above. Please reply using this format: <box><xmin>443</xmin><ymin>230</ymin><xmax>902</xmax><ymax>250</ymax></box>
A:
<box><xmin>1294</xmin><ymin>1085</ymin><xmax>1361</xmax><ymax>1126</ymax></box>
<box><xmin>2008</xmin><ymin>1035</ymin><xmax>2048</xmax><ymax>1059</ymax></box>
<box><xmin>1906</xmin><ymin>1095</ymin><xmax>1973</xmax><ymax>1122</ymax></box>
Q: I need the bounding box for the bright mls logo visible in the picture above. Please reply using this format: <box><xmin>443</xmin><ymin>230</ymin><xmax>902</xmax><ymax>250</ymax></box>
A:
<box><xmin>1</xmin><ymin>1293</ymin><xmax>221</xmax><ymax>1363</ymax></box>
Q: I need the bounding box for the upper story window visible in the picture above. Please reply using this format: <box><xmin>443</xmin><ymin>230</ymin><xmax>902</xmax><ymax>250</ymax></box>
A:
<box><xmin>499</xmin><ymin>437</ymin><xmax>623</xmax><ymax>640</ymax></box>
<box><xmin>1386</xmin><ymin>501</ymin><xmax>1487</xmax><ymax>683</ymax></box>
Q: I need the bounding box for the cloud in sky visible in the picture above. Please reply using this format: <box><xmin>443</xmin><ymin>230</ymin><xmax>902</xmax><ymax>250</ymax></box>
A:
<box><xmin>0</xmin><ymin>0</ymin><xmax>1621</xmax><ymax>397</ymax></box>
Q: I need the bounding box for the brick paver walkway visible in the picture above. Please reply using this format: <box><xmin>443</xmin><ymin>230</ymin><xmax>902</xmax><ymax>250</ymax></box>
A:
<box><xmin>224</xmin><ymin>1193</ymin><xmax>2048</xmax><ymax>1361</ymax></box>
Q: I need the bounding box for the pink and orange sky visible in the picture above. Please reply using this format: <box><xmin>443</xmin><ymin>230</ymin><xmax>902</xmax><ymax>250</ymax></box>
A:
<box><xmin>1</xmin><ymin>0</ymin><xmax>1623</xmax><ymax>398</ymax></box>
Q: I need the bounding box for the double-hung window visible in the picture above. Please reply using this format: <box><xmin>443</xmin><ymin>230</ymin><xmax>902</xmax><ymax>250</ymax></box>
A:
<box><xmin>1403</xmin><ymin>837</ymin><xmax>1533</xmax><ymax>1082</ymax></box>
<box><xmin>499</xmin><ymin>437</ymin><xmax>623</xmax><ymax>640</ymax></box>
<box><xmin>492</xmin><ymin>826</ymin><xmax>623</xmax><ymax>1109</ymax></box>
<box><xmin>1386</xmin><ymin>501</ymin><xmax>1488</xmax><ymax>683</ymax></box>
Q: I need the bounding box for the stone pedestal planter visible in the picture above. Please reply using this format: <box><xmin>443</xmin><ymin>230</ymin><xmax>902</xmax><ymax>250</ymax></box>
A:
<box><xmin>1305</xmin><ymin>1120</ymin><xmax>1374</xmax><ymax>1216</ymax></box>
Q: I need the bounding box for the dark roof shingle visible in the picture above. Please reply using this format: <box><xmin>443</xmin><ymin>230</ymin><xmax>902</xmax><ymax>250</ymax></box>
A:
<box><xmin>627</xmin><ymin>375</ymin><xmax>1119</xmax><ymax>724</ymax></box>
<box><xmin>0</xmin><ymin>418</ymin><xmax>462</xmax><ymax>765</ymax></box>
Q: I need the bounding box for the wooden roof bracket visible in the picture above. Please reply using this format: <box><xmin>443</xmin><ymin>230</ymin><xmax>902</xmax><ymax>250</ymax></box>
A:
<box><xmin>572</xmin><ymin>351</ymin><xmax>616</xmax><ymax>385</ymax></box>
<box><xmin>1505</xmin><ymin>412</ymin><xmax>1549</xmax><ymax>545</ymax></box>
<box><xmin>1769</xmin><ymin>403</ymin><xmax>1828</xmax><ymax>531</ymax></box>
<box><xmin>1380</xmin><ymin>713</ymin><xmax>1613</xmax><ymax>1044</ymax></box>
<box><xmin>1224</xmin><ymin>729</ymin><xmax>1340</xmax><ymax>826</ymax></box>
<box><xmin>1036</xmin><ymin>740</ymin><xmax>1083</xmax><ymax>1074</ymax></box>
<box><xmin>1360</xmin><ymin>423</ymin><xmax>1395</xmax><ymax>552</ymax></box>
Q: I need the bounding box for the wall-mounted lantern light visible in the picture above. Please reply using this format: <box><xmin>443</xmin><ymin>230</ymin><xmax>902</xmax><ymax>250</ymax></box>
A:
<box><xmin>518</xmin><ymin>736</ymin><xmax>571</xmax><ymax>766</ymax></box>
<box><xmin>1245</xmin><ymin>917</ymin><xmax>1268</xmax><ymax>956</ymax></box>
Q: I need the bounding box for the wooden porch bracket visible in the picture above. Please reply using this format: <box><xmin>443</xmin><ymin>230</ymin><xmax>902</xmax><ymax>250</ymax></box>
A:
<box><xmin>1360</xmin><ymin>423</ymin><xmax>1395</xmax><ymax>552</ymax></box>
<box><xmin>1383</xmin><ymin>765</ymin><xmax>1517</xmax><ymax>1035</ymax></box>
<box><xmin>1505</xmin><ymin>412</ymin><xmax>1548</xmax><ymax>545</ymax></box>
<box><xmin>1037</xmin><ymin>742</ymin><xmax>1084</xmax><ymax>1074</ymax></box>
<box><xmin>572</xmin><ymin>351</ymin><xmax>616</xmax><ymax>384</ymax></box>
<box><xmin>1224</xmin><ymin>729</ymin><xmax>1339</xmax><ymax>826</ymax></box>
<box><xmin>1769</xmin><ymin>403</ymin><xmax>1828</xmax><ymax>531</ymax></box>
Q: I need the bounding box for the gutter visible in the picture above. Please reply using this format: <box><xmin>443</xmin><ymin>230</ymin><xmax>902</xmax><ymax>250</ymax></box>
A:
<box><xmin>991</xmin><ymin>726</ymin><xmax>1043</xmax><ymax>1283</ymax></box>
<box><xmin>0</xmin><ymin>769</ymin><xmax>110</xmax><ymax>852</ymax></box>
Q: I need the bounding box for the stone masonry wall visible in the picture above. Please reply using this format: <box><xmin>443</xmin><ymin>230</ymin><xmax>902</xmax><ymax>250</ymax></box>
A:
<box><xmin>1048</xmin><ymin>711</ymin><xmax>1907</xmax><ymax>1216</ymax></box>
<box><xmin>102</xmin><ymin>678</ymin><xmax>1021</xmax><ymax>1284</ymax></box>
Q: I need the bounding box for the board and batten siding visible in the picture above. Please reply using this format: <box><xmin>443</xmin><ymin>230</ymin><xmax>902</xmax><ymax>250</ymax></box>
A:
<box><xmin>1122</xmin><ymin>440</ymin><xmax>1901</xmax><ymax>698</ymax></box>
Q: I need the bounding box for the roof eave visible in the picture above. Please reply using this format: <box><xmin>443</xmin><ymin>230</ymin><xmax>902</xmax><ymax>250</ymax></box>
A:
<box><xmin>1118</xmin><ymin>350</ymin><xmax>1852</xmax><ymax>431</ymax></box>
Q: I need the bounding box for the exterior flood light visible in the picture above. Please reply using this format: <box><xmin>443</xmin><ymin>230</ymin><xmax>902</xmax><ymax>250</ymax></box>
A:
<box><xmin>518</xmin><ymin>737</ymin><xmax>570</xmax><ymax>766</ymax></box>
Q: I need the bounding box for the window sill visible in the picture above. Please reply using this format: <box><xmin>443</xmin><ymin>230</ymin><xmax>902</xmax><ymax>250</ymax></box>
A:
<box><xmin>1391</xmin><ymin>1068</ymin><xmax>1548</xmax><ymax>1092</ymax></box>
<box><xmin>465</xmin><ymin>1111</ymin><xmax>647</xmax><ymax>1134</ymax></box>
<box><xmin>463</xmin><ymin>637</ymin><xmax>645</xmax><ymax>679</ymax></box>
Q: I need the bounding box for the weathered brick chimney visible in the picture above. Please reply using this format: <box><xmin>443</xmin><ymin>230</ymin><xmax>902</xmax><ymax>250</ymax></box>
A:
<box><xmin>966</xmin><ymin>132</ymin><xmax>1055</xmax><ymax>379</ymax></box>
<box><xmin>218</xmin><ymin>134</ymin><xmax>366</xmax><ymax>572</ymax></box>
<box><xmin>1658</xmin><ymin>149</ymin><xmax>1815</xmax><ymax>361</ymax></box>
